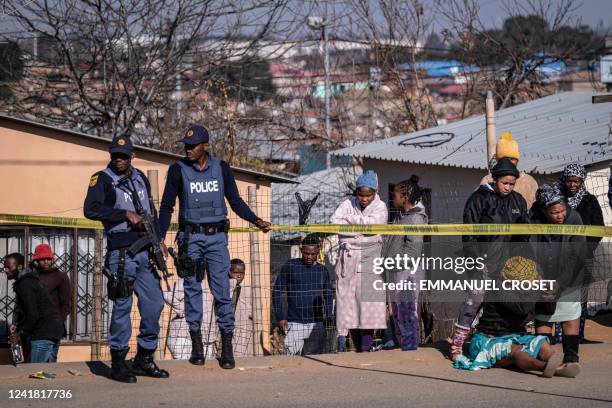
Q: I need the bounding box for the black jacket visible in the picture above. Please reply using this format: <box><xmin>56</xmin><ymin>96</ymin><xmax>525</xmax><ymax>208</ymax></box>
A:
<box><xmin>83</xmin><ymin>165</ymin><xmax>159</xmax><ymax>250</ymax></box>
<box><xmin>476</xmin><ymin>288</ymin><xmax>541</xmax><ymax>336</ymax></box>
<box><xmin>13</xmin><ymin>270</ymin><xmax>64</xmax><ymax>341</ymax></box>
<box><xmin>529</xmin><ymin>204</ymin><xmax>587</xmax><ymax>315</ymax></box>
<box><xmin>576</xmin><ymin>193</ymin><xmax>604</xmax><ymax>259</ymax></box>
<box><xmin>531</xmin><ymin>192</ymin><xmax>603</xmax><ymax>259</ymax></box>
<box><xmin>35</xmin><ymin>266</ymin><xmax>72</xmax><ymax>322</ymax></box>
<box><xmin>463</xmin><ymin>184</ymin><xmax>529</xmax><ymax>276</ymax></box>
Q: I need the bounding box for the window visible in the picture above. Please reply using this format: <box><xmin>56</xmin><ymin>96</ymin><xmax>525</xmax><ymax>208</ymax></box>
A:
<box><xmin>0</xmin><ymin>226</ymin><xmax>109</xmax><ymax>343</ymax></box>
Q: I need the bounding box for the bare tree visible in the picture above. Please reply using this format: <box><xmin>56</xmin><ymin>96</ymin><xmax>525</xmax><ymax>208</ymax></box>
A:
<box><xmin>436</xmin><ymin>0</ymin><xmax>605</xmax><ymax>109</ymax></box>
<box><xmin>2</xmin><ymin>0</ymin><xmax>290</xmax><ymax>146</ymax></box>
<box><xmin>343</xmin><ymin>0</ymin><xmax>438</xmax><ymax>134</ymax></box>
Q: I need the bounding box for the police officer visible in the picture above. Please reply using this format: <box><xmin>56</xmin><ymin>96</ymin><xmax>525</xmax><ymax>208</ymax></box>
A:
<box><xmin>84</xmin><ymin>136</ymin><xmax>169</xmax><ymax>383</ymax></box>
<box><xmin>158</xmin><ymin>125</ymin><xmax>271</xmax><ymax>369</ymax></box>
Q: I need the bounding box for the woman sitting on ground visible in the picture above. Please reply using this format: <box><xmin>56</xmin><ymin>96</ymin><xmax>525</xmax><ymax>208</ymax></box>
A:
<box><xmin>453</xmin><ymin>256</ymin><xmax>563</xmax><ymax>377</ymax></box>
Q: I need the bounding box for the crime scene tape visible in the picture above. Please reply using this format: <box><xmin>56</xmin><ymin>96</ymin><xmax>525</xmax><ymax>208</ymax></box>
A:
<box><xmin>1</xmin><ymin>213</ymin><xmax>611</xmax><ymax>237</ymax></box>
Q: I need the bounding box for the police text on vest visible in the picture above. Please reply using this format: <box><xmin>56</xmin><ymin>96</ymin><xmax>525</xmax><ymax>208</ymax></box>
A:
<box><xmin>190</xmin><ymin>181</ymin><xmax>219</xmax><ymax>193</ymax></box>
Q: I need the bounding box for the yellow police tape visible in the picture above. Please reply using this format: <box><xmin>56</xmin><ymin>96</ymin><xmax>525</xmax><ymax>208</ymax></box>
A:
<box><xmin>1</xmin><ymin>213</ymin><xmax>611</xmax><ymax>237</ymax></box>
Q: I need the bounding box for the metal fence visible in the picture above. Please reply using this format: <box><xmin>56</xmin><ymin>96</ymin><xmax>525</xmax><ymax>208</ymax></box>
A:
<box><xmin>1</xmin><ymin>172</ymin><xmax>612</xmax><ymax>363</ymax></box>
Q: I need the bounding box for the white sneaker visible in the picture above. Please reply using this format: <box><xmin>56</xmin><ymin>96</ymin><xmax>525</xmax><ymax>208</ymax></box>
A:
<box><xmin>555</xmin><ymin>362</ymin><xmax>581</xmax><ymax>378</ymax></box>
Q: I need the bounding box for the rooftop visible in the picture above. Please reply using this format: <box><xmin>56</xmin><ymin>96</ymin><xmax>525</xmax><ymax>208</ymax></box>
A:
<box><xmin>333</xmin><ymin>92</ymin><xmax>612</xmax><ymax>175</ymax></box>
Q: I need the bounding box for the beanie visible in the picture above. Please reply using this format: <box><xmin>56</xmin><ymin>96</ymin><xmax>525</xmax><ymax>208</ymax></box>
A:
<box><xmin>496</xmin><ymin>132</ymin><xmax>520</xmax><ymax>160</ymax></box>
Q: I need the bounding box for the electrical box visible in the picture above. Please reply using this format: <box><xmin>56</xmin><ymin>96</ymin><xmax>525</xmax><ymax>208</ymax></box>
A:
<box><xmin>602</xmin><ymin>55</ymin><xmax>612</xmax><ymax>84</ymax></box>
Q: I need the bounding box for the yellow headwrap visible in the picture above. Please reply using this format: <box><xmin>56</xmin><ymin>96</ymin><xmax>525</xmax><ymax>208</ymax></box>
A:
<box><xmin>501</xmin><ymin>256</ymin><xmax>538</xmax><ymax>282</ymax></box>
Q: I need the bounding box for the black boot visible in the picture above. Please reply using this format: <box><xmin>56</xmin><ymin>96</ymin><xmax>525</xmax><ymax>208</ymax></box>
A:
<box><xmin>189</xmin><ymin>330</ymin><xmax>205</xmax><ymax>365</ymax></box>
<box><xmin>110</xmin><ymin>348</ymin><xmax>137</xmax><ymax>384</ymax></box>
<box><xmin>562</xmin><ymin>334</ymin><xmax>580</xmax><ymax>364</ymax></box>
<box><xmin>132</xmin><ymin>346</ymin><xmax>170</xmax><ymax>378</ymax></box>
<box><xmin>219</xmin><ymin>331</ymin><xmax>235</xmax><ymax>369</ymax></box>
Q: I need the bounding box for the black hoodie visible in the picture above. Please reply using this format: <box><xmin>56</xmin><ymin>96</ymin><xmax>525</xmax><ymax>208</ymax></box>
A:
<box><xmin>13</xmin><ymin>270</ymin><xmax>64</xmax><ymax>341</ymax></box>
<box><xmin>463</xmin><ymin>183</ymin><xmax>529</xmax><ymax>276</ymax></box>
<box><xmin>476</xmin><ymin>286</ymin><xmax>542</xmax><ymax>336</ymax></box>
<box><xmin>34</xmin><ymin>265</ymin><xmax>71</xmax><ymax>321</ymax></box>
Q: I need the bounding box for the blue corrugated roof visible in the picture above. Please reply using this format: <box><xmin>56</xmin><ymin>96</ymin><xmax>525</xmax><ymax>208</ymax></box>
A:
<box><xmin>332</xmin><ymin>92</ymin><xmax>612</xmax><ymax>174</ymax></box>
<box><xmin>398</xmin><ymin>60</ymin><xmax>480</xmax><ymax>77</ymax></box>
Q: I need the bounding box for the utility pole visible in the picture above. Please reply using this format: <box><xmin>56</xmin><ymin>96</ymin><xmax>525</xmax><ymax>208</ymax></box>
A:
<box><xmin>323</xmin><ymin>21</ymin><xmax>331</xmax><ymax>143</ymax></box>
<box><xmin>485</xmin><ymin>90</ymin><xmax>496</xmax><ymax>167</ymax></box>
<box><xmin>307</xmin><ymin>13</ymin><xmax>331</xmax><ymax>168</ymax></box>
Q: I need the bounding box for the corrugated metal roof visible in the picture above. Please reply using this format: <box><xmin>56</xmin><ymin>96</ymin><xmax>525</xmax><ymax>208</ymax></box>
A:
<box><xmin>332</xmin><ymin>92</ymin><xmax>612</xmax><ymax>175</ymax></box>
<box><xmin>271</xmin><ymin>166</ymin><xmax>361</xmax><ymax>240</ymax></box>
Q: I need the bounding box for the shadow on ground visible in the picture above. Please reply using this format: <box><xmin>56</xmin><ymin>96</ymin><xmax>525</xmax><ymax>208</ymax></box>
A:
<box><xmin>301</xmin><ymin>353</ymin><xmax>612</xmax><ymax>404</ymax></box>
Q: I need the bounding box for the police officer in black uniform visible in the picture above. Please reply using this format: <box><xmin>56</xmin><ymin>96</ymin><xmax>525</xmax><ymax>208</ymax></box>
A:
<box><xmin>84</xmin><ymin>136</ymin><xmax>169</xmax><ymax>383</ymax></box>
<box><xmin>158</xmin><ymin>125</ymin><xmax>271</xmax><ymax>369</ymax></box>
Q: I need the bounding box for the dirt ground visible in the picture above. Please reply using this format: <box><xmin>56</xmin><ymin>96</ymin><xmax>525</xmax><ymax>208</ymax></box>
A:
<box><xmin>1</xmin><ymin>314</ymin><xmax>611</xmax><ymax>408</ymax></box>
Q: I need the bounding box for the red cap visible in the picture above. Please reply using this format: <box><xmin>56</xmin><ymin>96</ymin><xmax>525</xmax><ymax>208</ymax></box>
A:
<box><xmin>32</xmin><ymin>244</ymin><xmax>54</xmax><ymax>260</ymax></box>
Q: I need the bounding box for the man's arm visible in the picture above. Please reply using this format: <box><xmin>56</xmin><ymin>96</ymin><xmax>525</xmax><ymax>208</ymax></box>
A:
<box><xmin>158</xmin><ymin>164</ymin><xmax>181</xmax><ymax>240</ymax></box>
<box><xmin>272</xmin><ymin>265</ymin><xmax>288</xmax><ymax>324</ymax></box>
<box><xmin>59</xmin><ymin>272</ymin><xmax>72</xmax><ymax>320</ymax></box>
<box><xmin>220</xmin><ymin>161</ymin><xmax>261</xmax><ymax>225</ymax></box>
<box><xmin>587</xmin><ymin>195</ymin><xmax>605</xmax><ymax>248</ymax></box>
<box><xmin>83</xmin><ymin>172</ymin><xmax>126</xmax><ymax>222</ymax></box>
<box><xmin>16</xmin><ymin>283</ymin><xmax>41</xmax><ymax>337</ymax></box>
<box><xmin>322</xmin><ymin>266</ymin><xmax>334</xmax><ymax>319</ymax></box>
<box><xmin>462</xmin><ymin>191</ymin><xmax>487</xmax><ymax>262</ymax></box>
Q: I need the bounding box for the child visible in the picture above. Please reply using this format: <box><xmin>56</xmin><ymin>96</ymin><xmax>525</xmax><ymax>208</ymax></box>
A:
<box><xmin>381</xmin><ymin>175</ymin><xmax>428</xmax><ymax>351</ymax></box>
<box><xmin>163</xmin><ymin>281</ymin><xmax>217</xmax><ymax>360</ymax></box>
<box><xmin>229</xmin><ymin>259</ymin><xmax>253</xmax><ymax>357</ymax></box>
<box><xmin>331</xmin><ymin>170</ymin><xmax>388</xmax><ymax>352</ymax></box>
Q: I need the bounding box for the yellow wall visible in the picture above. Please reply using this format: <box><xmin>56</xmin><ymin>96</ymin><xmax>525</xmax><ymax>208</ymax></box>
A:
<box><xmin>0</xmin><ymin>117</ymin><xmax>271</xmax><ymax>219</ymax></box>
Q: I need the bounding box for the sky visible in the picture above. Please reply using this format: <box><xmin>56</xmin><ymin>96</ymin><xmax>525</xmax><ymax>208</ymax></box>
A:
<box><xmin>1</xmin><ymin>0</ymin><xmax>610</xmax><ymax>40</ymax></box>
<box><xmin>477</xmin><ymin>0</ymin><xmax>612</xmax><ymax>30</ymax></box>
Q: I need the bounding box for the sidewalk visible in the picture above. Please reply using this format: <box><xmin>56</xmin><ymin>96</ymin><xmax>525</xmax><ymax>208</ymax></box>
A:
<box><xmin>1</xmin><ymin>341</ymin><xmax>612</xmax><ymax>408</ymax></box>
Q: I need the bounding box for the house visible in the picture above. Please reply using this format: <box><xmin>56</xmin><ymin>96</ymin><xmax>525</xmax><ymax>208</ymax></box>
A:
<box><xmin>272</xmin><ymin>165</ymin><xmax>361</xmax><ymax>240</ymax></box>
<box><xmin>270</xmin><ymin>165</ymin><xmax>361</xmax><ymax>283</ymax></box>
<box><xmin>332</xmin><ymin>91</ymin><xmax>612</xmax><ymax>224</ymax></box>
<box><xmin>0</xmin><ymin>114</ymin><xmax>295</xmax><ymax>363</ymax></box>
<box><xmin>332</xmin><ymin>91</ymin><xmax>612</xmax><ymax>333</ymax></box>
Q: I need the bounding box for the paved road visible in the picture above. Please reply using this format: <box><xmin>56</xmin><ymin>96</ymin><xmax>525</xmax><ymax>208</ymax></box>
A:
<box><xmin>1</xmin><ymin>343</ymin><xmax>612</xmax><ymax>408</ymax></box>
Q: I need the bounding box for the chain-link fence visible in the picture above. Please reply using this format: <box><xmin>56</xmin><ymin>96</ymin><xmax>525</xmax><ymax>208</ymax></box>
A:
<box><xmin>1</xmin><ymin>167</ymin><xmax>612</xmax><ymax>363</ymax></box>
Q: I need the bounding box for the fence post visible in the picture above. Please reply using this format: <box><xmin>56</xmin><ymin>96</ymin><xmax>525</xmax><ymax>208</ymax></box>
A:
<box><xmin>485</xmin><ymin>90</ymin><xmax>496</xmax><ymax>167</ymax></box>
<box><xmin>70</xmin><ymin>228</ymin><xmax>78</xmax><ymax>340</ymax></box>
<box><xmin>91</xmin><ymin>229</ymin><xmax>104</xmax><ymax>361</ymax></box>
<box><xmin>248</xmin><ymin>186</ymin><xmax>264</xmax><ymax>356</ymax></box>
<box><xmin>147</xmin><ymin>170</ymin><xmax>160</xmax><ymax>209</ymax></box>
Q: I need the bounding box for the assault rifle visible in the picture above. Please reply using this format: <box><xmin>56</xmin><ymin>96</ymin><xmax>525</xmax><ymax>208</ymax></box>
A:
<box><xmin>117</xmin><ymin>174</ymin><xmax>172</xmax><ymax>291</ymax></box>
